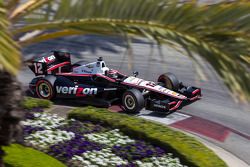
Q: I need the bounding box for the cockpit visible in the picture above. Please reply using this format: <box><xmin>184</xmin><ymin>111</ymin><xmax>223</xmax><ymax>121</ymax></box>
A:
<box><xmin>72</xmin><ymin>57</ymin><xmax>126</xmax><ymax>80</ymax></box>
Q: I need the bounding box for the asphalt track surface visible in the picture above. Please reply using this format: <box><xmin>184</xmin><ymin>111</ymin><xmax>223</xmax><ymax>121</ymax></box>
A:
<box><xmin>18</xmin><ymin>35</ymin><xmax>250</xmax><ymax>165</ymax></box>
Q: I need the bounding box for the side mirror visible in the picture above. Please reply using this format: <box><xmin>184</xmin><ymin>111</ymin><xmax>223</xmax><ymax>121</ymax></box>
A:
<box><xmin>133</xmin><ymin>71</ymin><xmax>139</xmax><ymax>77</ymax></box>
<box><xmin>98</xmin><ymin>57</ymin><xmax>103</xmax><ymax>61</ymax></box>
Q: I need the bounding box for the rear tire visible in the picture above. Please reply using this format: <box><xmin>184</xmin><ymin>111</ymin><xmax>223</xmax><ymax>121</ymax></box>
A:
<box><xmin>158</xmin><ymin>73</ymin><xmax>180</xmax><ymax>91</ymax></box>
<box><xmin>36</xmin><ymin>79</ymin><xmax>55</xmax><ymax>100</ymax></box>
<box><xmin>122</xmin><ymin>89</ymin><xmax>144</xmax><ymax>113</ymax></box>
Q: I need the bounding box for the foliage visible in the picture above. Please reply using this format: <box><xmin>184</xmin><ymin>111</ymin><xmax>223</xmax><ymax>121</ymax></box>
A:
<box><xmin>3</xmin><ymin>144</ymin><xmax>66</xmax><ymax>167</ymax></box>
<box><xmin>8</xmin><ymin>0</ymin><xmax>250</xmax><ymax>101</ymax></box>
<box><xmin>21</xmin><ymin>97</ymin><xmax>52</xmax><ymax>109</ymax></box>
<box><xmin>23</xmin><ymin>105</ymin><xmax>186</xmax><ymax>167</ymax></box>
<box><xmin>68</xmin><ymin>106</ymin><xmax>227</xmax><ymax>167</ymax></box>
<box><xmin>0</xmin><ymin>1</ymin><xmax>20</xmax><ymax>75</ymax></box>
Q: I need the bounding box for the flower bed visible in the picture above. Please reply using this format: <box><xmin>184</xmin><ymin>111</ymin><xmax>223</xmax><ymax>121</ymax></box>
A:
<box><xmin>69</xmin><ymin>107</ymin><xmax>227</xmax><ymax>167</ymax></box>
<box><xmin>23</xmin><ymin>106</ymin><xmax>187</xmax><ymax>167</ymax></box>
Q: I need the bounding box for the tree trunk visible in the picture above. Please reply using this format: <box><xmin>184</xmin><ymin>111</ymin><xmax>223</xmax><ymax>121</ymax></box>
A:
<box><xmin>0</xmin><ymin>70</ymin><xmax>24</xmax><ymax>167</ymax></box>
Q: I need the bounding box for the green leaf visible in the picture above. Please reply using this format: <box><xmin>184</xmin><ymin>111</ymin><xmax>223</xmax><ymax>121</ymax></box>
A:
<box><xmin>0</xmin><ymin>1</ymin><xmax>20</xmax><ymax>75</ymax></box>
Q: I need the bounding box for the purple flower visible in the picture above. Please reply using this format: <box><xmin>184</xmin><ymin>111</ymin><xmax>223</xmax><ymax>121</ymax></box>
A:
<box><xmin>25</xmin><ymin>112</ymin><xmax>35</xmax><ymax>120</ymax></box>
<box><xmin>112</xmin><ymin>141</ymin><xmax>165</xmax><ymax>161</ymax></box>
<box><xmin>58</xmin><ymin>120</ymin><xmax>107</xmax><ymax>135</ymax></box>
<box><xmin>24</xmin><ymin>107</ymin><xmax>44</xmax><ymax>120</ymax></box>
<box><xmin>23</xmin><ymin>126</ymin><xmax>45</xmax><ymax>137</ymax></box>
<box><xmin>48</xmin><ymin>134</ymin><xmax>104</xmax><ymax>162</ymax></box>
<box><xmin>30</xmin><ymin>107</ymin><xmax>44</xmax><ymax>113</ymax></box>
<box><xmin>116</xmin><ymin>163</ymin><xmax>137</xmax><ymax>167</ymax></box>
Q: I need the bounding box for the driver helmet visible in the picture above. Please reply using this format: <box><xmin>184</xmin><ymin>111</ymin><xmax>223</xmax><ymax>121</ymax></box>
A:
<box><xmin>107</xmin><ymin>69</ymin><xmax>118</xmax><ymax>79</ymax></box>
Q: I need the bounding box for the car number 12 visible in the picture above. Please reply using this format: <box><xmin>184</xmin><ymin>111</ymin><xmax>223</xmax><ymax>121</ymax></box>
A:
<box><xmin>34</xmin><ymin>62</ymin><xmax>43</xmax><ymax>74</ymax></box>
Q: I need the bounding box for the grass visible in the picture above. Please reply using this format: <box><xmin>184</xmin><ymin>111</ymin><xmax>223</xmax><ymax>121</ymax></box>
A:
<box><xmin>68</xmin><ymin>106</ymin><xmax>227</xmax><ymax>167</ymax></box>
<box><xmin>3</xmin><ymin>97</ymin><xmax>59</xmax><ymax>167</ymax></box>
<box><xmin>21</xmin><ymin>97</ymin><xmax>52</xmax><ymax>109</ymax></box>
<box><xmin>3</xmin><ymin>144</ymin><xmax>66</xmax><ymax>167</ymax></box>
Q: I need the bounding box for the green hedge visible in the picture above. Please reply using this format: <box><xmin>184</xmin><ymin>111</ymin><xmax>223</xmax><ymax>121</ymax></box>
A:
<box><xmin>3</xmin><ymin>144</ymin><xmax>66</xmax><ymax>167</ymax></box>
<box><xmin>68</xmin><ymin>106</ymin><xmax>227</xmax><ymax>167</ymax></box>
<box><xmin>21</xmin><ymin>97</ymin><xmax>52</xmax><ymax>109</ymax></box>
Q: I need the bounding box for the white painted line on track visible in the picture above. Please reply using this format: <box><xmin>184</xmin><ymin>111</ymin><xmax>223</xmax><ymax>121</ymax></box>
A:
<box><xmin>137</xmin><ymin>112</ymin><xmax>191</xmax><ymax>125</ymax></box>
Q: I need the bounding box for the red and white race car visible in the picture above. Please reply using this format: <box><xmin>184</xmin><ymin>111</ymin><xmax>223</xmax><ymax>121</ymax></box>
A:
<box><xmin>29</xmin><ymin>51</ymin><xmax>201</xmax><ymax>114</ymax></box>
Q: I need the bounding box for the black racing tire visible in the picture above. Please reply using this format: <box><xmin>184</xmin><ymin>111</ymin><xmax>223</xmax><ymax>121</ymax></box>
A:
<box><xmin>157</xmin><ymin>72</ymin><xmax>180</xmax><ymax>91</ymax></box>
<box><xmin>35</xmin><ymin>79</ymin><xmax>55</xmax><ymax>100</ymax></box>
<box><xmin>122</xmin><ymin>89</ymin><xmax>144</xmax><ymax>113</ymax></box>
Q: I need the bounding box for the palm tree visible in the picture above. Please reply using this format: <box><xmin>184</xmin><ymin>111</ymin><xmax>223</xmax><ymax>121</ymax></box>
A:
<box><xmin>0</xmin><ymin>0</ymin><xmax>249</xmax><ymax>165</ymax></box>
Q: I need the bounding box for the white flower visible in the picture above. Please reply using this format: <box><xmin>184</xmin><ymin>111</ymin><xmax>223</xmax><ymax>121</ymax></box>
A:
<box><xmin>25</xmin><ymin>129</ymin><xmax>75</xmax><ymax>149</ymax></box>
<box><xmin>23</xmin><ymin>113</ymin><xmax>67</xmax><ymax>129</ymax></box>
<box><xmin>71</xmin><ymin>148</ymin><xmax>128</xmax><ymax>167</ymax></box>
<box><xmin>84</xmin><ymin>129</ymin><xmax>134</xmax><ymax>146</ymax></box>
<box><xmin>135</xmin><ymin>154</ymin><xmax>187</xmax><ymax>167</ymax></box>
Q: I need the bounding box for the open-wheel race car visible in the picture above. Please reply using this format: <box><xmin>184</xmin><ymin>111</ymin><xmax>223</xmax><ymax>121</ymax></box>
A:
<box><xmin>28</xmin><ymin>50</ymin><xmax>201</xmax><ymax>114</ymax></box>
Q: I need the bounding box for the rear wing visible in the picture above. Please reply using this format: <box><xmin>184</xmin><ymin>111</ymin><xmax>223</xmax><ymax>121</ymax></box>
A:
<box><xmin>28</xmin><ymin>51</ymin><xmax>71</xmax><ymax>76</ymax></box>
<box><xmin>28</xmin><ymin>62</ymin><xmax>48</xmax><ymax>76</ymax></box>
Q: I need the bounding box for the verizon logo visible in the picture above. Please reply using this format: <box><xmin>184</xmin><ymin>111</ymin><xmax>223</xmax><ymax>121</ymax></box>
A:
<box><xmin>56</xmin><ymin>86</ymin><xmax>97</xmax><ymax>97</ymax></box>
<box><xmin>39</xmin><ymin>55</ymin><xmax>56</xmax><ymax>63</ymax></box>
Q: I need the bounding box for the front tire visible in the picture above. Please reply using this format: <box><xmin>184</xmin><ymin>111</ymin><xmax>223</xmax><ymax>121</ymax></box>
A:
<box><xmin>158</xmin><ymin>72</ymin><xmax>180</xmax><ymax>91</ymax></box>
<box><xmin>36</xmin><ymin>79</ymin><xmax>55</xmax><ymax>100</ymax></box>
<box><xmin>122</xmin><ymin>89</ymin><xmax>144</xmax><ymax>113</ymax></box>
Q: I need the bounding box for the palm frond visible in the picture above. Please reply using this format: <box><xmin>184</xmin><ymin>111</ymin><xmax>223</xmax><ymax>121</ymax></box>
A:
<box><xmin>9</xmin><ymin>0</ymin><xmax>52</xmax><ymax>22</ymax></box>
<box><xmin>4</xmin><ymin>0</ymin><xmax>20</xmax><ymax>12</ymax></box>
<box><xmin>0</xmin><ymin>1</ymin><xmax>20</xmax><ymax>75</ymax></box>
<box><xmin>19</xmin><ymin>29</ymin><xmax>86</xmax><ymax>46</ymax></box>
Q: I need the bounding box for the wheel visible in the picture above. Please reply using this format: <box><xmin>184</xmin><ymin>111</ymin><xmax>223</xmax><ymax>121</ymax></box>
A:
<box><xmin>36</xmin><ymin>79</ymin><xmax>55</xmax><ymax>100</ymax></box>
<box><xmin>122</xmin><ymin>89</ymin><xmax>144</xmax><ymax>113</ymax></box>
<box><xmin>158</xmin><ymin>72</ymin><xmax>180</xmax><ymax>91</ymax></box>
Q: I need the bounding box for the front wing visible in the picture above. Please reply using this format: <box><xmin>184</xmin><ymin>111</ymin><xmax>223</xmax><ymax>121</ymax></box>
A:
<box><xmin>145</xmin><ymin>87</ymin><xmax>201</xmax><ymax>113</ymax></box>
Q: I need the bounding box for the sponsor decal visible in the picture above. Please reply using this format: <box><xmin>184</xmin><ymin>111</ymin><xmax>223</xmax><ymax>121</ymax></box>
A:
<box><xmin>56</xmin><ymin>86</ymin><xmax>97</xmax><ymax>97</ymax></box>
<box><xmin>123</xmin><ymin>76</ymin><xmax>186</xmax><ymax>99</ymax></box>
<box><xmin>38</xmin><ymin>55</ymin><xmax>56</xmax><ymax>63</ymax></box>
<box><xmin>153</xmin><ymin>104</ymin><xmax>166</xmax><ymax>109</ymax></box>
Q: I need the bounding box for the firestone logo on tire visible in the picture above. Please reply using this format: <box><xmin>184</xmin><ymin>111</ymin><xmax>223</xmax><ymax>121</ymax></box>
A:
<box><xmin>56</xmin><ymin>86</ymin><xmax>97</xmax><ymax>97</ymax></box>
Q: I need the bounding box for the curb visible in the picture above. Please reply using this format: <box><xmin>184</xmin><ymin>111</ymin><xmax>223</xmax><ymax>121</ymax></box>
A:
<box><xmin>171</xmin><ymin>127</ymin><xmax>250</xmax><ymax>167</ymax></box>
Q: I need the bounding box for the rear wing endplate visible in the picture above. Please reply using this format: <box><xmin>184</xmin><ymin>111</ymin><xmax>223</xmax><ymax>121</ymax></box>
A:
<box><xmin>28</xmin><ymin>61</ymin><xmax>48</xmax><ymax>76</ymax></box>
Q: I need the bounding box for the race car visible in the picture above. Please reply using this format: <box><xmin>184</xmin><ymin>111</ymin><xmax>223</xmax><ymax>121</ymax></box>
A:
<box><xmin>28</xmin><ymin>50</ymin><xmax>201</xmax><ymax>114</ymax></box>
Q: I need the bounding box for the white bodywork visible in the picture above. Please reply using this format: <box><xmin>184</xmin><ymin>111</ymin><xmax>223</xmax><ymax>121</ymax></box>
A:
<box><xmin>73</xmin><ymin>61</ymin><xmax>109</xmax><ymax>75</ymax></box>
<box><xmin>123</xmin><ymin>76</ymin><xmax>187</xmax><ymax>100</ymax></box>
